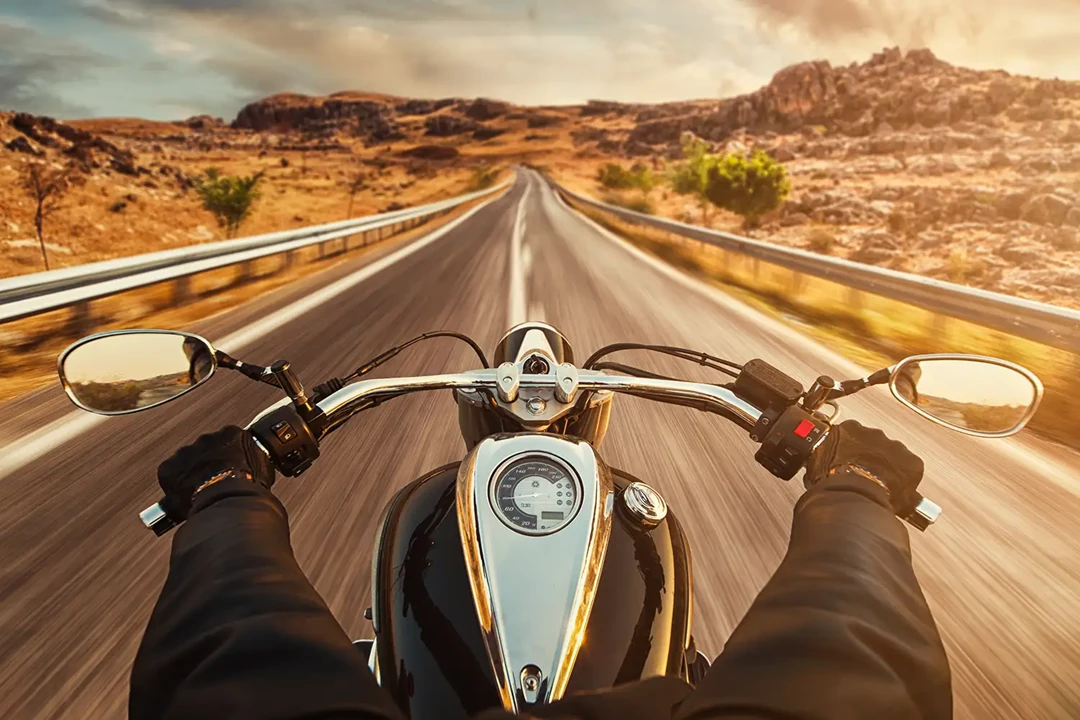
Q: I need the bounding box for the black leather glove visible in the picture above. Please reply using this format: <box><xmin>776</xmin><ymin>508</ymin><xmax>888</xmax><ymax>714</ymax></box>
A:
<box><xmin>157</xmin><ymin>425</ymin><xmax>275</xmax><ymax>521</ymax></box>
<box><xmin>804</xmin><ymin>420</ymin><xmax>924</xmax><ymax>516</ymax></box>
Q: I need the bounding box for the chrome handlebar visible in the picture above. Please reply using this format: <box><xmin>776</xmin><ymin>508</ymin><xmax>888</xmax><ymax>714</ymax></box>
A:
<box><xmin>313</xmin><ymin>369</ymin><xmax>764</xmax><ymax>436</ymax></box>
<box><xmin>140</xmin><ymin>368</ymin><xmax>940</xmax><ymax>535</ymax></box>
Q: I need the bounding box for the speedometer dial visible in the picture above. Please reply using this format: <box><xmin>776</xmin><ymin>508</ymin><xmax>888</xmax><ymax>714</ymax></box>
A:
<box><xmin>490</xmin><ymin>455</ymin><xmax>582</xmax><ymax>535</ymax></box>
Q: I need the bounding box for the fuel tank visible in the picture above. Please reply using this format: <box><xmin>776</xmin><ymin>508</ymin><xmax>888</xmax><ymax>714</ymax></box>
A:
<box><xmin>371</xmin><ymin>462</ymin><xmax>692</xmax><ymax>719</ymax></box>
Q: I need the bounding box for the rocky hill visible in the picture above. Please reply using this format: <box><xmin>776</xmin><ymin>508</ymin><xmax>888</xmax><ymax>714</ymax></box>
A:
<box><xmin>2</xmin><ymin>47</ymin><xmax>1078</xmax><ymax>308</ymax></box>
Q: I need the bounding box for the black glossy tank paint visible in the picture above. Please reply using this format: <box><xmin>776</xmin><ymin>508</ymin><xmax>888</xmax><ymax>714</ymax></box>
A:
<box><xmin>373</xmin><ymin>464</ymin><xmax>500</xmax><ymax>719</ymax></box>
<box><xmin>373</xmin><ymin>463</ymin><xmax>692</xmax><ymax>719</ymax></box>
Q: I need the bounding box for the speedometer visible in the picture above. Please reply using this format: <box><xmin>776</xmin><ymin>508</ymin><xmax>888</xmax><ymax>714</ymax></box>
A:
<box><xmin>489</xmin><ymin>455</ymin><xmax>582</xmax><ymax>535</ymax></box>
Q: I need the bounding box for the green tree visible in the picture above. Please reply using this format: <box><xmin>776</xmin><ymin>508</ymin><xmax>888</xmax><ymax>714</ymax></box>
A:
<box><xmin>193</xmin><ymin>168</ymin><xmax>265</xmax><ymax>238</ymax></box>
<box><xmin>630</xmin><ymin>162</ymin><xmax>655</xmax><ymax>199</ymax></box>
<box><xmin>666</xmin><ymin>135</ymin><xmax>716</xmax><ymax>226</ymax></box>
<box><xmin>704</xmin><ymin>149</ymin><xmax>791</xmax><ymax>229</ymax></box>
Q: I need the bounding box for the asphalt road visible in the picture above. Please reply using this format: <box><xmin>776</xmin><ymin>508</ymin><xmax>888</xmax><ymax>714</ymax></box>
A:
<box><xmin>2</xmin><ymin>170</ymin><xmax>1079</xmax><ymax>719</ymax></box>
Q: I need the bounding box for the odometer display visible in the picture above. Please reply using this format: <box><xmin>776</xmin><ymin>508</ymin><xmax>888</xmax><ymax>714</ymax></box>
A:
<box><xmin>490</xmin><ymin>456</ymin><xmax>582</xmax><ymax>535</ymax></box>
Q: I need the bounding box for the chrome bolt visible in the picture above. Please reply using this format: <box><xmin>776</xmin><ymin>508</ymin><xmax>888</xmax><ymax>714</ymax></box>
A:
<box><xmin>526</xmin><ymin>396</ymin><xmax>546</xmax><ymax>415</ymax></box>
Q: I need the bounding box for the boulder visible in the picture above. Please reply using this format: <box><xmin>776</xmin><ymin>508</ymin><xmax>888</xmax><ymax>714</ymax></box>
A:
<box><xmin>1019</xmin><ymin>194</ymin><xmax>1073</xmax><ymax>225</ymax></box>
<box><xmin>987</xmin><ymin>150</ymin><xmax>1013</xmax><ymax>169</ymax></box>
<box><xmin>395</xmin><ymin>99</ymin><xmax>455</xmax><ymax>115</ymax></box>
<box><xmin>398</xmin><ymin>145</ymin><xmax>460</xmax><ymax>161</ymax></box>
<box><xmin>995</xmin><ymin>190</ymin><xmax>1034</xmax><ymax>219</ymax></box>
<box><xmin>571</xmin><ymin>127</ymin><xmax>609</xmax><ymax>145</ymax></box>
<box><xmin>526</xmin><ymin>114</ymin><xmax>561</xmax><ymax>129</ymax></box>
<box><xmin>424</xmin><ymin>115</ymin><xmax>476</xmax><ymax>137</ymax></box>
<box><xmin>768</xmin><ymin>145</ymin><xmax>796</xmax><ymax>162</ymax></box>
<box><xmin>779</xmin><ymin>212</ymin><xmax>811</xmax><ymax>226</ymax></box>
<box><xmin>580</xmin><ymin>100</ymin><xmax>630</xmax><ymax>116</ymax></box>
<box><xmin>463</xmin><ymin>98</ymin><xmax>509</xmax><ymax>121</ymax></box>
<box><xmin>472</xmin><ymin>125</ymin><xmax>507</xmax><ymax>140</ymax></box>
<box><xmin>995</xmin><ymin>240</ymin><xmax>1043</xmax><ymax>266</ymax></box>
<box><xmin>1018</xmin><ymin>155</ymin><xmax>1060</xmax><ymax>175</ymax></box>
<box><xmin>1041</xmin><ymin>227</ymin><xmax>1080</xmax><ymax>251</ymax></box>
<box><xmin>5</xmin><ymin>136</ymin><xmax>41</xmax><ymax>155</ymax></box>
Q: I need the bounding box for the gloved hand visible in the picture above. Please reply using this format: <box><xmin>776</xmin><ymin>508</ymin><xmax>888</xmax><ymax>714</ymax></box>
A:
<box><xmin>804</xmin><ymin>420</ymin><xmax>924</xmax><ymax>516</ymax></box>
<box><xmin>157</xmin><ymin>425</ymin><xmax>275</xmax><ymax>521</ymax></box>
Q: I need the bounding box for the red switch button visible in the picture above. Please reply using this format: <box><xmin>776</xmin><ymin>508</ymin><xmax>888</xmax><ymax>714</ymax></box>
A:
<box><xmin>794</xmin><ymin>419</ymin><xmax>815</xmax><ymax>438</ymax></box>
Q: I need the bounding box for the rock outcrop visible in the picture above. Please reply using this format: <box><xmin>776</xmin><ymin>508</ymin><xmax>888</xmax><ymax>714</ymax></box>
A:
<box><xmin>627</xmin><ymin>48</ymin><xmax>1080</xmax><ymax>151</ymax></box>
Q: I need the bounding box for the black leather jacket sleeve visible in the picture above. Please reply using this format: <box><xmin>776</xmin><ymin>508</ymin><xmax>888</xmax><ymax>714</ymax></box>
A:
<box><xmin>129</xmin><ymin>470</ymin><xmax>950</xmax><ymax>720</ymax></box>
<box><xmin>128</xmin><ymin>478</ymin><xmax>406</xmax><ymax>720</ymax></box>
<box><xmin>673</xmin><ymin>469</ymin><xmax>952</xmax><ymax>720</ymax></box>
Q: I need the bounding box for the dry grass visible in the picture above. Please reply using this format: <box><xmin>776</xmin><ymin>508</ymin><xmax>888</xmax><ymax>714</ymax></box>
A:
<box><xmin>0</xmin><ymin>138</ymin><xmax>479</xmax><ymax>279</ymax></box>
<box><xmin>565</xmin><ymin>195</ymin><xmax>1080</xmax><ymax>451</ymax></box>
<box><xmin>0</xmin><ymin>189</ymin><xmax>504</xmax><ymax>403</ymax></box>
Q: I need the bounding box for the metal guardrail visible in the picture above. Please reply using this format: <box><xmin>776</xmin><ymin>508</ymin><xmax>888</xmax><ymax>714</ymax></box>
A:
<box><xmin>0</xmin><ymin>182</ymin><xmax>509</xmax><ymax>325</ymax></box>
<box><xmin>557</xmin><ymin>185</ymin><xmax>1080</xmax><ymax>354</ymax></box>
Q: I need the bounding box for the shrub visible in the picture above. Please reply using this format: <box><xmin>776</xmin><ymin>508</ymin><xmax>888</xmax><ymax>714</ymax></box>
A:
<box><xmin>630</xmin><ymin>162</ymin><xmax>656</xmax><ymax>198</ymax></box>
<box><xmin>468</xmin><ymin>165</ymin><xmax>500</xmax><ymax>191</ymax></box>
<box><xmin>887</xmin><ymin>209</ymin><xmax>909</xmax><ymax>234</ymax></box>
<box><xmin>807</xmin><ymin>228</ymin><xmax>837</xmax><ymax>255</ymax></box>
<box><xmin>596</xmin><ymin>162</ymin><xmax>637</xmax><ymax>190</ymax></box>
<box><xmin>704</xmin><ymin>150</ymin><xmax>791</xmax><ymax>228</ymax></box>
<box><xmin>193</xmin><ymin>168</ymin><xmax>265</xmax><ymax>238</ymax></box>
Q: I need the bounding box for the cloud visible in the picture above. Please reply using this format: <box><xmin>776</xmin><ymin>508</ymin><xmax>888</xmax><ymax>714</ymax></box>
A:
<box><xmin>734</xmin><ymin>0</ymin><xmax>1080</xmax><ymax>72</ymax></box>
<box><xmin>0</xmin><ymin>18</ymin><xmax>105</xmax><ymax>117</ymax></box>
<box><xmin>6</xmin><ymin>0</ymin><xmax>1080</xmax><ymax>120</ymax></box>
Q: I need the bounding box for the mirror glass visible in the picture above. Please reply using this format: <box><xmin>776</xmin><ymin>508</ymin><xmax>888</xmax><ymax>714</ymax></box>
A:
<box><xmin>59</xmin><ymin>331</ymin><xmax>215</xmax><ymax>415</ymax></box>
<box><xmin>890</xmin><ymin>357</ymin><xmax>1040</xmax><ymax>436</ymax></box>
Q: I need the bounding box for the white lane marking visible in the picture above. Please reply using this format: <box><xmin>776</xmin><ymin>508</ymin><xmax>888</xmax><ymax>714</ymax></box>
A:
<box><xmin>0</xmin><ymin>196</ymin><xmax>504</xmax><ymax>481</ymax></box>
<box><xmin>508</xmin><ymin>176</ymin><xmax>531</xmax><ymax>327</ymax></box>
<box><xmin>556</xmin><ymin>184</ymin><xmax>1080</xmax><ymax>492</ymax></box>
<box><xmin>522</xmin><ymin>243</ymin><xmax>533</xmax><ymax>279</ymax></box>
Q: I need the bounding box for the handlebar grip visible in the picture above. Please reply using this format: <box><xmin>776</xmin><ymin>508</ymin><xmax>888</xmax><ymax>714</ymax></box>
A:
<box><xmin>140</xmin><ymin>500</ymin><xmax>179</xmax><ymax>536</ymax></box>
<box><xmin>903</xmin><ymin>494</ymin><xmax>942</xmax><ymax>532</ymax></box>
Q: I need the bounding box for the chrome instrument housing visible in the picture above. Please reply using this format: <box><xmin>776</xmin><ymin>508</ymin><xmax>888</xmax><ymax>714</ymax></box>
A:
<box><xmin>456</xmin><ymin>434</ymin><xmax>615</xmax><ymax>711</ymax></box>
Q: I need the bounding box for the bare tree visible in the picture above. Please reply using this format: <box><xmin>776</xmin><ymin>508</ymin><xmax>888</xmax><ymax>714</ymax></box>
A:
<box><xmin>19</xmin><ymin>161</ymin><xmax>74</xmax><ymax>271</ymax></box>
<box><xmin>345</xmin><ymin>168</ymin><xmax>367</xmax><ymax>217</ymax></box>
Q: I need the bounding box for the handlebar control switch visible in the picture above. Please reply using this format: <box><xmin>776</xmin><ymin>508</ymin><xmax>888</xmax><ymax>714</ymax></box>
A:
<box><xmin>250</xmin><ymin>405</ymin><xmax>321</xmax><ymax>477</ymax></box>
<box><xmin>753</xmin><ymin>406</ymin><xmax>829</xmax><ymax>481</ymax></box>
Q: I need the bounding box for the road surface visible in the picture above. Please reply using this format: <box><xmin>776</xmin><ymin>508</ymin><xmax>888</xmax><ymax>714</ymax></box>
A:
<box><xmin>1</xmin><ymin>170</ymin><xmax>1079</xmax><ymax>719</ymax></box>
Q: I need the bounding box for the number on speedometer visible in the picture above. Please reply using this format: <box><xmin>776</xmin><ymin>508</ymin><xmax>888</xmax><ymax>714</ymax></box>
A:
<box><xmin>489</xmin><ymin>456</ymin><xmax>582</xmax><ymax>535</ymax></box>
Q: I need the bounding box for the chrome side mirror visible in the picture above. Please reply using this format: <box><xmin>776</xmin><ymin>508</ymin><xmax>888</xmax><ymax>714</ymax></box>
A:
<box><xmin>58</xmin><ymin>330</ymin><xmax>217</xmax><ymax>416</ymax></box>
<box><xmin>889</xmin><ymin>354</ymin><xmax>1043</xmax><ymax>437</ymax></box>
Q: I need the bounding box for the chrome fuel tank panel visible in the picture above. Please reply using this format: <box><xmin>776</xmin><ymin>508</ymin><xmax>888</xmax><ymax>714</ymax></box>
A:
<box><xmin>456</xmin><ymin>434</ymin><xmax>614</xmax><ymax>712</ymax></box>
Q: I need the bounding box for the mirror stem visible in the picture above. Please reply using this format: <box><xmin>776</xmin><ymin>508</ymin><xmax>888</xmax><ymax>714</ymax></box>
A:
<box><xmin>833</xmin><ymin>366</ymin><xmax>894</xmax><ymax>398</ymax></box>
<box><xmin>215</xmin><ymin>350</ymin><xmax>280</xmax><ymax>388</ymax></box>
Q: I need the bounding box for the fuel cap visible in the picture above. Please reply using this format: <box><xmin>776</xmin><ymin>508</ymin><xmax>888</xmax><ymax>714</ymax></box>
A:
<box><xmin>622</xmin><ymin>482</ymin><xmax>668</xmax><ymax>527</ymax></box>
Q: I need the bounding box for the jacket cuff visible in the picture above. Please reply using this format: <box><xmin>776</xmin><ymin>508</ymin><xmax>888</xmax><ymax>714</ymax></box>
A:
<box><xmin>190</xmin><ymin>476</ymin><xmax>282</xmax><ymax>517</ymax></box>
<box><xmin>804</xmin><ymin>466</ymin><xmax>893</xmax><ymax>510</ymax></box>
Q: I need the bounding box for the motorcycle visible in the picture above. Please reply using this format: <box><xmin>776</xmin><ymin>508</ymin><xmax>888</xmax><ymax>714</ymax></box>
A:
<box><xmin>57</xmin><ymin>322</ymin><xmax>1043</xmax><ymax>719</ymax></box>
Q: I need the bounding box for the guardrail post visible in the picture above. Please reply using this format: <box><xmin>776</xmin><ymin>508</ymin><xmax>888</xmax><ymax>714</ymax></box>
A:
<box><xmin>846</xmin><ymin>287</ymin><xmax>863</xmax><ymax>314</ymax></box>
<box><xmin>173</xmin><ymin>276</ymin><xmax>191</xmax><ymax>305</ymax></box>
<box><xmin>238</xmin><ymin>260</ymin><xmax>255</xmax><ymax>283</ymax></box>
<box><xmin>931</xmin><ymin>313</ymin><xmax>949</xmax><ymax>346</ymax></box>
<box><xmin>68</xmin><ymin>301</ymin><xmax>92</xmax><ymax>336</ymax></box>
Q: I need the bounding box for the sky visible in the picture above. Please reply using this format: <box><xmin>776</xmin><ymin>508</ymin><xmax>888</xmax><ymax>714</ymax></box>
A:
<box><xmin>2</xmin><ymin>0</ymin><xmax>1080</xmax><ymax>121</ymax></box>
